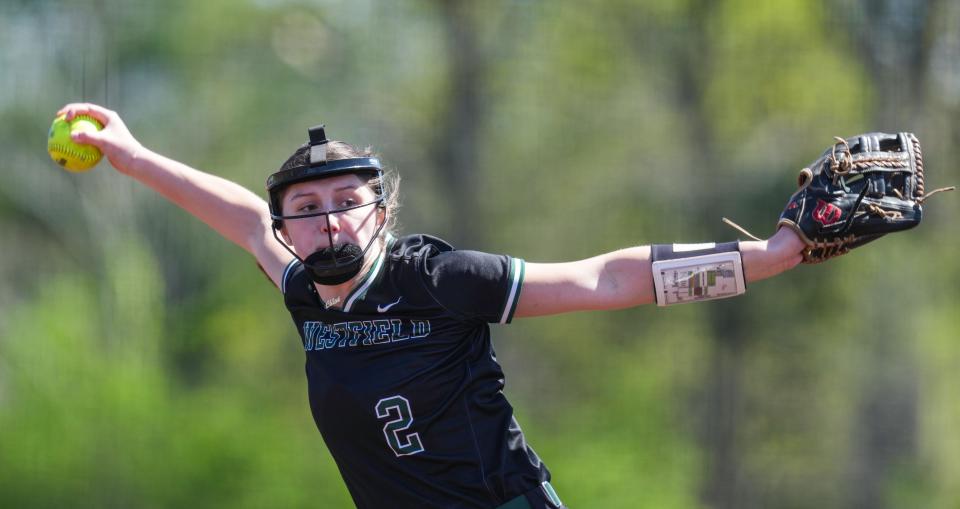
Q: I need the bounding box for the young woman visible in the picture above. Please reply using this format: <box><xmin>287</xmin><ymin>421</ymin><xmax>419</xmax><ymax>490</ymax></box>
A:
<box><xmin>57</xmin><ymin>103</ymin><xmax>804</xmax><ymax>509</ymax></box>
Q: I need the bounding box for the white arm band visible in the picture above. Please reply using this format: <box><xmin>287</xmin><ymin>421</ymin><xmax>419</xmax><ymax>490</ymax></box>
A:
<box><xmin>650</xmin><ymin>242</ymin><xmax>746</xmax><ymax>306</ymax></box>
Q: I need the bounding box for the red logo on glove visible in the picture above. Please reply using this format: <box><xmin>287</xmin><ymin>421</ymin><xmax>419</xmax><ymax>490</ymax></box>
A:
<box><xmin>813</xmin><ymin>199</ymin><xmax>842</xmax><ymax>226</ymax></box>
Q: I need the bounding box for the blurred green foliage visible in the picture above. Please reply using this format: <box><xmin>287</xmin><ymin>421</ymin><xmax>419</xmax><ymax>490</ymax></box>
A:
<box><xmin>2</xmin><ymin>0</ymin><xmax>959</xmax><ymax>508</ymax></box>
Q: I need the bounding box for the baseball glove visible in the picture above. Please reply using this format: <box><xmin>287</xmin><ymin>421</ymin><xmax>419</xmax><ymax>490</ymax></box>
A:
<box><xmin>774</xmin><ymin>132</ymin><xmax>953</xmax><ymax>263</ymax></box>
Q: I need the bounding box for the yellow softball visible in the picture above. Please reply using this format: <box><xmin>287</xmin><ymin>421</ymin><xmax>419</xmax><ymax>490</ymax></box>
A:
<box><xmin>47</xmin><ymin>114</ymin><xmax>103</xmax><ymax>172</ymax></box>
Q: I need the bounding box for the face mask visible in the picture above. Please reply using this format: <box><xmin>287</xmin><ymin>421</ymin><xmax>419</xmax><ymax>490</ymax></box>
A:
<box><xmin>302</xmin><ymin>243</ymin><xmax>364</xmax><ymax>285</ymax></box>
<box><xmin>271</xmin><ymin>201</ymin><xmax>387</xmax><ymax>287</ymax></box>
<box><xmin>265</xmin><ymin>124</ymin><xmax>388</xmax><ymax>288</ymax></box>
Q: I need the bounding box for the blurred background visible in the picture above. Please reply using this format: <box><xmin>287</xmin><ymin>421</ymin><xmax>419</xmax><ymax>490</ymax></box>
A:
<box><xmin>1</xmin><ymin>0</ymin><xmax>959</xmax><ymax>507</ymax></box>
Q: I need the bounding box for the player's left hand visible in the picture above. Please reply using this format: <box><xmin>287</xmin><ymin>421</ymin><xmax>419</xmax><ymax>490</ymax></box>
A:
<box><xmin>777</xmin><ymin>132</ymin><xmax>954</xmax><ymax>263</ymax></box>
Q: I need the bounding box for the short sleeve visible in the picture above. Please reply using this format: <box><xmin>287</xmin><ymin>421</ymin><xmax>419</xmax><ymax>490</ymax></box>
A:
<box><xmin>280</xmin><ymin>258</ymin><xmax>301</xmax><ymax>295</ymax></box>
<box><xmin>419</xmin><ymin>250</ymin><xmax>525</xmax><ymax>324</ymax></box>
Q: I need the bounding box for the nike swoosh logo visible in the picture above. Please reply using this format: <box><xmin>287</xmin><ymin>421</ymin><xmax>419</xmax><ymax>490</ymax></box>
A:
<box><xmin>377</xmin><ymin>297</ymin><xmax>402</xmax><ymax>313</ymax></box>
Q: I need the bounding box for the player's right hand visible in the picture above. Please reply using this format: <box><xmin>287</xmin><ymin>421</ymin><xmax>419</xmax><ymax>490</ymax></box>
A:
<box><xmin>56</xmin><ymin>103</ymin><xmax>145</xmax><ymax>175</ymax></box>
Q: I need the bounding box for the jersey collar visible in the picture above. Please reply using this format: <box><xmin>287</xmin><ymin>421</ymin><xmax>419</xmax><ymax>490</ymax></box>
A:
<box><xmin>341</xmin><ymin>233</ymin><xmax>393</xmax><ymax>313</ymax></box>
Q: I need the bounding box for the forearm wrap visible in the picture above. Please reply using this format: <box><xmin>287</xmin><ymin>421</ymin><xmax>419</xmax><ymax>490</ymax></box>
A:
<box><xmin>650</xmin><ymin>242</ymin><xmax>746</xmax><ymax>306</ymax></box>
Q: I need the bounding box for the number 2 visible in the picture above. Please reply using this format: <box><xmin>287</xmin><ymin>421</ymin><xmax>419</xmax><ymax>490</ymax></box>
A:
<box><xmin>375</xmin><ymin>395</ymin><xmax>425</xmax><ymax>457</ymax></box>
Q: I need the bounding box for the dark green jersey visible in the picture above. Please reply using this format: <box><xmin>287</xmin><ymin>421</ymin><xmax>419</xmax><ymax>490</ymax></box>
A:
<box><xmin>281</xmin><ymin>234</ymin><xmax>550</xmax><ymax>508</ymax></box>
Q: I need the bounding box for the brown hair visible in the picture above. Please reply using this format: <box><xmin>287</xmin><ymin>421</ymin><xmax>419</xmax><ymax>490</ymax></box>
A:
<box><xmin>277</xmin><ymin>141</ymin><xmax>401</xmax><ymax>236</ymax></box>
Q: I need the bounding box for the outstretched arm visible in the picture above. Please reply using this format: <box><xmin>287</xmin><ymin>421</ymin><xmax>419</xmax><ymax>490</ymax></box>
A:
<box><xmin>57</xmin><ymin>103</ymin><xmax>293</xmax><ymax>288</ymax></box>
<box><xmin>514</xmin><ymin>227</ymin><xmax>804</xmax><ymax>318</ymax></box>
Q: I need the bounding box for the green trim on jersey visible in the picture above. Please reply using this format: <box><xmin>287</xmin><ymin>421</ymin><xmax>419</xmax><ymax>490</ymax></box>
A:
<box><xmin>499</xmin><ymin>258</ymin><xmax>525</xmax><ymax>324</ymax></box>
<box><xmin>280</xmin><ymin>257</ymin><xmax>299</xmax><ymax>294</ymax></box>
<box><xmin>343</xmin><ymin>234</ymin><xmax>394</xmax><ymax>312</ymax></box>
<box><xmin>541</xmin><ymin>481</ymin><xmax>562</xmax><ymax>507</ymax></box>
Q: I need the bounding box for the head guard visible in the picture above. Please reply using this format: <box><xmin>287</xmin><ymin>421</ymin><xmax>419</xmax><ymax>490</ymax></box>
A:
<box><xmin>266</xmin><ymin>125</ymin><xmax>386</xmax><ymax>286</ymax></box>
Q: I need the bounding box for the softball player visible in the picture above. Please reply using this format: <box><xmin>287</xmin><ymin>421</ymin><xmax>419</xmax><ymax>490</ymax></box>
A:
<box><xmin>57</xmin><ymin>103</ymin><xmax>804</xmax><ymax>509</ymax></box>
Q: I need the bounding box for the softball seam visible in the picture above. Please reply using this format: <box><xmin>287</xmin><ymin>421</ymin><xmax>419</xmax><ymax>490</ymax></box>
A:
<box><xmin>48</xmin><ymin>142</ymin><xmax>100</xmax><ymax>162</ymax></box>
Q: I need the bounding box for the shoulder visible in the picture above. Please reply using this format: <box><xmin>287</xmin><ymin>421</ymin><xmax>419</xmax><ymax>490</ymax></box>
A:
<box><xmin>386</xmin><ymin>233</ymin><xmax>456</xmax><ymax>261</ymax></box>
<box><xmin>280</xmin><ymin>258</ymin><xmax>319</xmax><ymax>309</ymax></box>
<box><xmin>385</xmin><ymin>233</ymin><xmax>507</xmax><ymax>281</ymax></box>
<box><xmin>380</xmin><ymin>233</ymin><xmax>452</xmax><ymax>292</ymax></box>
<box><xmin>383</xmin><ymin>233</ymin><xmax>524</xmax><ymax>323</ymax></box>
<box><xmin>280</xmin><ymin>257</ymin><xmax>303</xmax><ymax>294</ymax></box>
<box><xmin>386</xmin><ymin>233</ymin><xmax>514</xmax><ymax>267</ymax></box>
